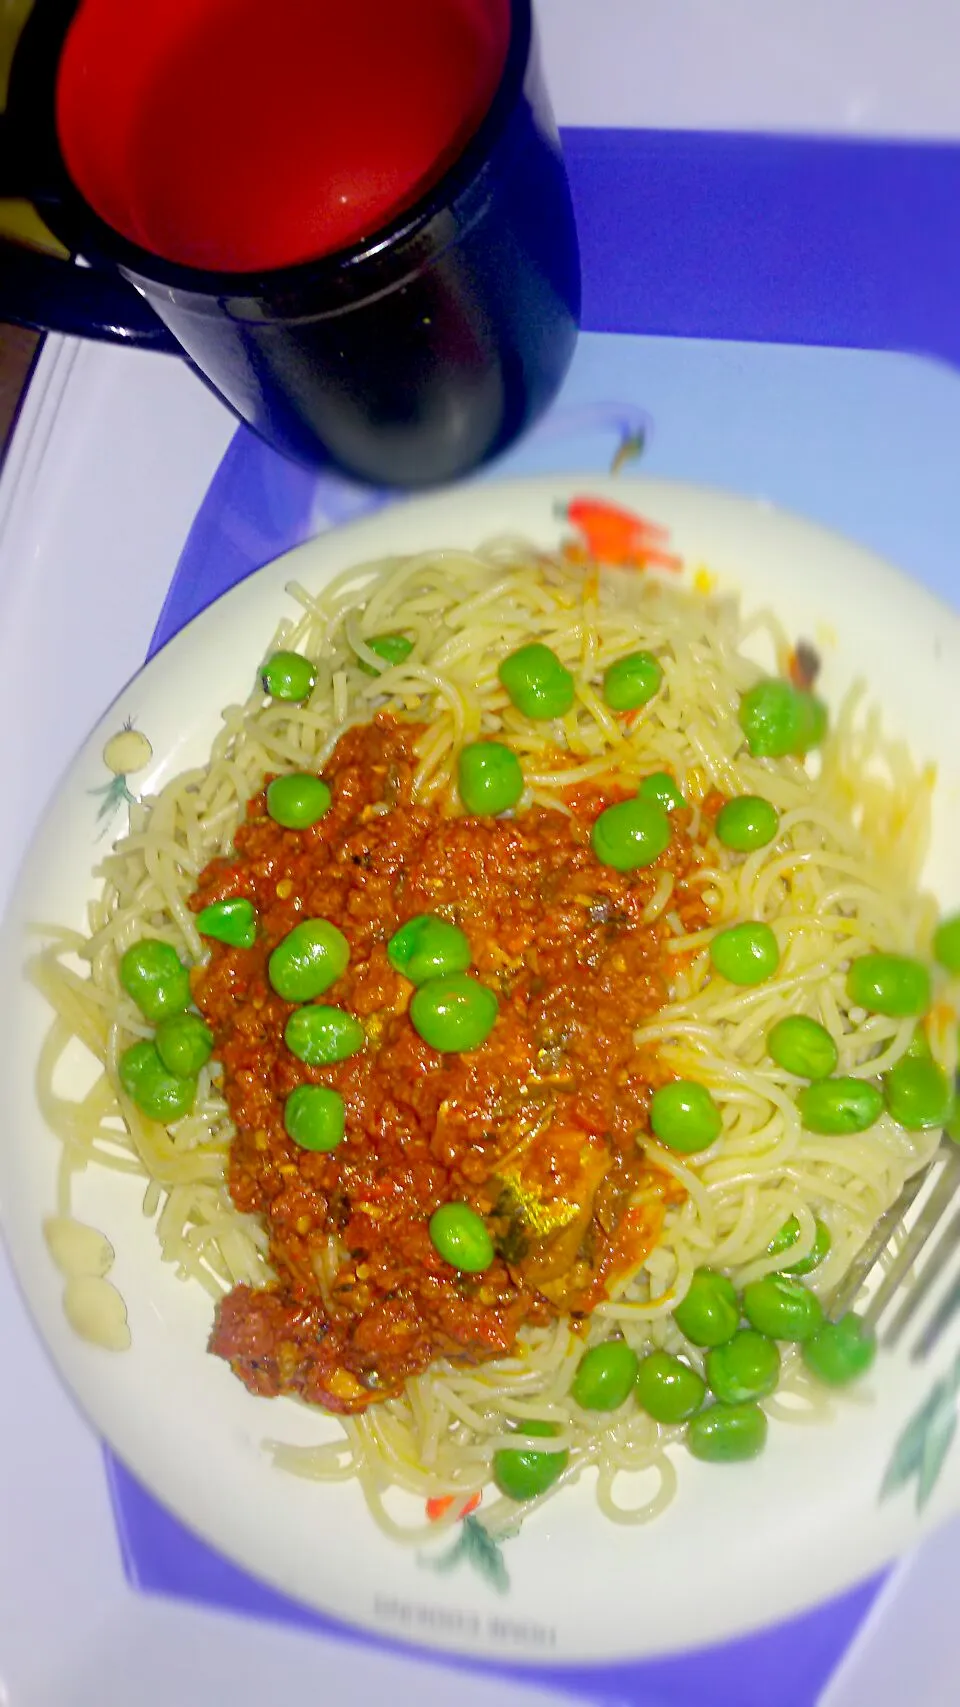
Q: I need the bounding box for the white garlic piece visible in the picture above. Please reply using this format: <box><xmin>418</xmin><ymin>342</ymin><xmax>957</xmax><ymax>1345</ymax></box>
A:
<box><xmin>63</xmin><ymin>1276</ymin><xmax>132</xmax><ymax>1351</ymax></box>
<box><xmin>44</xmin><ymin>1216</ymin><xmax>115</xmax><ymax>1279</ymax></box>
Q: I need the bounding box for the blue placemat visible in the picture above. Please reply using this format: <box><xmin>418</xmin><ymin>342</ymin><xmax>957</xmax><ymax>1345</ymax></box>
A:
<box><xmin>104</xmin><ymin>127</ymin><xmax>960</xmax><ymax>1703</ymax></box>
<box><xmin>106</xmin><ymin>1453</ymin><xmax>883</xmax><ymax>1707</ymax></box>
<box><xmin>569</xmin><ymin>127</ymin><xmax>960</xmax><ymax>365</ymax></box>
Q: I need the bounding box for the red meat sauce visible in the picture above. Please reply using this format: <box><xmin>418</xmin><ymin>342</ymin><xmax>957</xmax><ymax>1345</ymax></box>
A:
<box><xmin>190</xmin><ymin>716</ymin><xmax>712</xmax><ymax>1415</ymax></box>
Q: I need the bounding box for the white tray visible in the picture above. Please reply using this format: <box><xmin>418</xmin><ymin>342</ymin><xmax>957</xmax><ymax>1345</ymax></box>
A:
<box><xmin>4</xmin><ymin>6</ymin><xmax>960</xmax><ymax>1699</ymax></box>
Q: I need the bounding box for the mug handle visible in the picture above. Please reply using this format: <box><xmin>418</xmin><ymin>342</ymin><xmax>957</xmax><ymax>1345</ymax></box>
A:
<box><xmin>0</xmin><ymin>116</ymin><xmax>179</xmax><ymax>351</ymax></box>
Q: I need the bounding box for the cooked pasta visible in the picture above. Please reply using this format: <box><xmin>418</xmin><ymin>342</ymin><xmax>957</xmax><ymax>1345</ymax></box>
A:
<box><xmin>32</xmin><ymin>530</ymin><xmax>954</xmax><ymax>1544</ymax></box>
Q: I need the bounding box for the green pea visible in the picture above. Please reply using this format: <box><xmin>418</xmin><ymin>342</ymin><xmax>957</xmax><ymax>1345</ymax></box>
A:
<box><xmin>591</xmin><ymin>796</ymin><xmax>671</xmax><ymax>872</ymax></box>
<box><xmin>118</xmin><ymin>1040</ymin><xmax>156</xmax><ymax>1094</ymax></box>
<box><xmin>268</xmin><ymin>919</ymin><xmax>350</xmax><ymax>1002</ymax></box>
<box><xmin>802</xmin><ymin>1312</ymin><xmax>876</xmax><ymax>1386</ymax></box>
<box><xmin>119</xmin><ymin>1040</ymin><xmax>197</xmax><ymax>1123</ymax></box>
<box><xmin>739</xmin><ymin>679</ymin><xmax>827</xmax><ymax>759</ymax></box>
<box><xmin>284</xmin><ymin>1006</ymin><xmax>365</xmax><ymax>1065</ymax></box>
<box><xmin>358</xmin><ymin>632</ymin><xmax>414</xmax><ymax>675</ymax></box>
<box><xmin>794</xmin><ymin>692</ymin><xmax>828</xmax><ymax>753</ymax></box>
<box><xmin>602</xmin><ymin>650</ymin><xmax>663</xmax><ymax>712</ymax></box>
<box><xmin>571</xmin><ymin>1340</ymin><xmax>640</xmax><ymax>1412</ymax></box>
<box><xmin>767</xmin><ymin>1215</ymin><xmax>831</xmax><ymax>1276</ymax></box>
<box><xmin>884</xmin><ymin>1056</ymin><xmax>954</xmax><ymax>1130</ymax></box>
<box><xmin>195</xmin><ymin>897</ymin><xmax>257</xmax><ymax>949</ymax></box>
<box><xmin>650</xmin><ymin>1080</ymin><xmax>722</xmax><ymax>1152</ymax></box>
<box><xmin>638</xmin><ymin>771</ymin><xmax>685</xmax><ymax>812</ymax></box>
<box><xmin>284</xmin><ymin>1084</ymin><xmax>346</xmax><ymax>1152</ymax></box>
<box><xmin>493</xmin><ymin>1420</ymin><xmax>569</xmax><ymax>1502</ymax></box>
<box><xmin>767</xmin><ymin>1014</ymin><xmax>838</xmax><ymax>1080</ymax></box>
<box><xmin>260</xmin><ymin>649</ymin><xmax>316</xmax><ymax>702</ymax></box>
<box><xmin>428</xmin><ymin>1202</ymin><xmax>494</xmax><ymax>1273</ymax></box>
<box><xmin>119</xmin><ymin>940</ymin><xmax>192</xmax><ymax>1022</ymax></box>
<box><xmin>686</xmin><ymin>1401</ymin><xmax>768</xmax><ymax>1463</ymax></box>
<box><xmin>797</xmin><ymin>1076</ymin><xmax>884</xmax><ymax>1135</ymax></box>
<box><xmin>499</xmin><ymin>642</ymin><xmax>575</xmax><ymax>721</ymax></box>
<box><xmin>743</xmin><ymin>1274</ymin><xmax>823</xmax><ymax>1342</ymax></box>
<box><xmin>738</xmin><ymin>679</ymin><xmax>803</xmax><ymax>759</ymax></box>
<box><xmin>410</xmin><ymin>972</ymin><xmax>498</xmax><ymax>1052</ymax></box>
<box><xmin>155</xmin><ymin>1012</ymin><xmax>214</xmax><ymax>1077</ymax></box>
<box><xmin>846</xmin><ymin>953</ymin><xmax>931</xmax><ymax>1018</ymax></box>
<box><xmin>635</xmin><ymin>1351</ymin><xmax>706</xmax><ymax>1423</ymax></box>
<box><xmin>707</xmin><ymin>1330</ymin><xmax>780</xmax><ymax>1404</ymax></box>
<box><xmin>673</xmin><ymin>1269</ymin><xmax>740</xmax><ymax>1348</ymax></box>
<box><xmin>387</xmin><ymin>915</ymin><xmax>472</xmax><ymax>986</ymax></box>
<box><xmin>458</xmin><ymin>741</ymin><xmax>524</xmax><ymax>816</ymax></box>
<box><xmin>905</xmin><ymin>1027</ymin><xmax>932</xmax><ymax>1062</ymax></box>
<box><xmin>933</xmin><ymin>913</ymin><xmax>960</xmax><ymax>974</ymax></box>
<box><xmin>715</xmin><ymin>795</ymin><xmax>780</xmax><ymax>852</ymax></box>
<box><xmin>266</xmin><ymin>773</ymin><xmax>332</xmax><ymax>830</ymax></box>
<box><xmin>710</xmin><ymin>921</ymin><xmax>780</xmax><ymax>986</ymax></box>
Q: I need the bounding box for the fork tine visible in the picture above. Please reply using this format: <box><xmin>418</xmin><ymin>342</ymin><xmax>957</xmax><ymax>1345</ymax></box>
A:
<box><xmin>827</xmin><ymin>1162</ymin><xmax>934</xmax><ymax>1321</ymax></box>
<box><xmin>862</xmin><ymin>1144</ymin><xmax>960</xmax><ymax>1332</ymax></box>
<box><xmin>884</xmin><ymin>1197</ymin><xmax>960</xmax><ymax>1347</ymax></box>
<box><xmin>910</xmin><ymin>1239</ymin><xmax>960</xmax><ymax>1360</ymax></box>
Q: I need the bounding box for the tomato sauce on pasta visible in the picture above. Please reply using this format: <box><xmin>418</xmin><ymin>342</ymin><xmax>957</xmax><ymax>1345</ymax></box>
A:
<box><xmin>195</xmin><ymin>717</ymin><xmax>706</xmax><ymax>1411</ymax></box>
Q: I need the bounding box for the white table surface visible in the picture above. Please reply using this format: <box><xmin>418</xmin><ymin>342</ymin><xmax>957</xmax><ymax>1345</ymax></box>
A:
<box><xmin>542</xmin><ymin>0</ymin><xmax>960</xmax><ymax>138</ymax></box>
<box><xmin>3</xmin><ymin>8</ymin><xmax>960</xmax><ymax>1704</ymax></box>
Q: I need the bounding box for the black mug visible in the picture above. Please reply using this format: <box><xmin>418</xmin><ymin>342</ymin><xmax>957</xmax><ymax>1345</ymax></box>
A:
<box><xmin>0</xmin><ymin>0</ymin><xmax>580</xmax><ymax>486</ymax></box>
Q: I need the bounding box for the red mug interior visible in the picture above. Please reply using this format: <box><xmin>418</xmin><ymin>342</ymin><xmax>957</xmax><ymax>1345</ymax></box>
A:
<box><xmin>55</xmin><ymin>0</ymin><xmax>511</xmax><ymax>275</ymax></box>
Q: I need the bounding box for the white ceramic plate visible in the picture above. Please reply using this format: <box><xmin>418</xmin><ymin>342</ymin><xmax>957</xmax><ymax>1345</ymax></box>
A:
<box><xmin>4</xmin><ymin>475</ymin><xmax>960</xmax><ymax>1666</ymax></box>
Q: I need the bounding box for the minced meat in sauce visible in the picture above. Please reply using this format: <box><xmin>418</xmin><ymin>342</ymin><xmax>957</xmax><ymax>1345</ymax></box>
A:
<box><xmin>191</xmin><ymin>717</ymin><xmax>710</xmax><ymax>1414</ymax></box>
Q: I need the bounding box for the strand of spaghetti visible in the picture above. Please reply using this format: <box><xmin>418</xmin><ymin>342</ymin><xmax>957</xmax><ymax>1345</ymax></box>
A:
<box><xmin>269</xmin><ymin>1438</ymin><xmax>357</xmax><ymax>1481</ymax></box>
<box><xmin>28</xmin><ymin>953</ymin><xmax>113</xmax><ymax>1058</ymax></box>
<box><xmin>27</xmin><ymin>922</ymin><xmax>89</xmax><ymax>952</ymax></box>
<box><xmin>112</xmin><ymin>829</ymin><xmax>203</xmax><ymax>874</ymax></box>
<box><xmin>525</xmin><ymin>755</ymin><xmax>618</xmax><ymax>790</ymax></box>
<box><xmin>595</xmin><ymin>1457</ymin><xmax>678</xmax><ymax>1526</ymax></box>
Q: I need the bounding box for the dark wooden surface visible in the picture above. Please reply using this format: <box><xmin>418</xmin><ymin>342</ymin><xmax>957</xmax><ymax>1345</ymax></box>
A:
<box><xmin>0</xmin><ymin>324</ymin><xmax>41</xmax><ymax>458</ymax></box>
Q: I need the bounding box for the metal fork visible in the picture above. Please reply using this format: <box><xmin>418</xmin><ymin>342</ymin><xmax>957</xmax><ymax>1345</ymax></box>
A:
<box><xmin>828</xmin><ymin>1137</ymin><xmax>960</xmax><ymax>1360</ymax></box>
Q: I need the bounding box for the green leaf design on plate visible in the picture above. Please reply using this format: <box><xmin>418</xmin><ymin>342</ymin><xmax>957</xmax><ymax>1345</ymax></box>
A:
<box><xmin>89</xmin><ymin>775</ymin><xmax>137</xmax><ymax>825</ymax></box>
<box><xmin>419</xmin><ymin>1515</ymin><xmax>510</xmax><ymax>1595</ymax></box>
<box><xmin>89</xmin><ymin>722</ymin><xmax>153</xmax><ymax>835</ymax></box>
<box><xmin>881</xmin><ymin>1350</ymin><xmax>960</xmax><ymax>1512</ymax></box>
<box><xmin>610</xmin><ymin>428</ymin><xmax>646</xmax><ymax>474</ymax></box>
